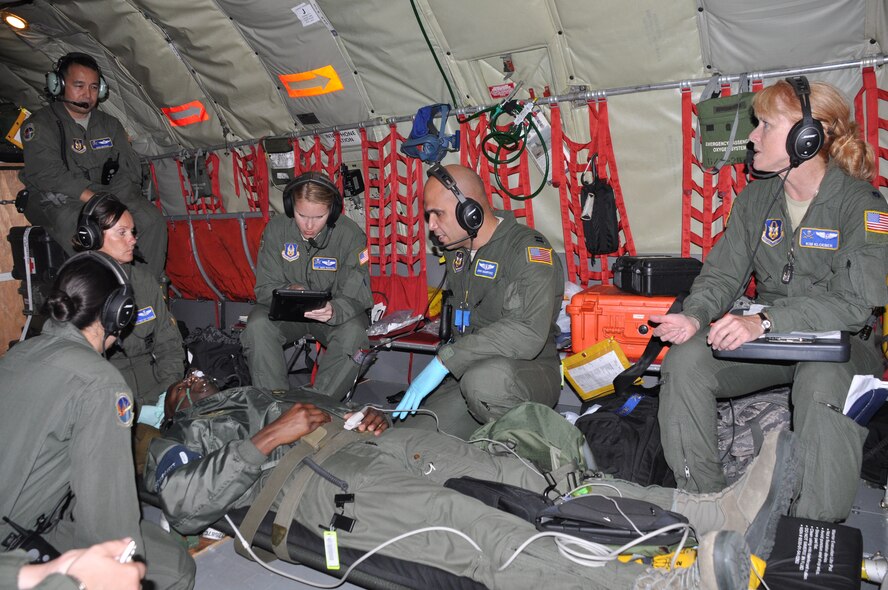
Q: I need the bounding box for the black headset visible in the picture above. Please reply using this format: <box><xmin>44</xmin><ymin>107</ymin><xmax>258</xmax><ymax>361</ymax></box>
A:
<box><xmin>784</xmin><ymin>76</ymin><xmax>825</xmax><ymax>168</ymax></box>
<box><xmin>76</xmin><ymin>192</ymin><xmax>118</xmax><ymax>251</ymax></box>
<box><xmin>426</xmin><ymin>164</ymin><xmax>484</xmax><ymax>238</ymax></box>
<box><xmin>282</xmin><ymin>171</ymin><xmax>343</xmax><ymax>228</ymax></box>
<box><xmin>46</xmin><ymin>52</ymin><xmax>109</xmax><ymax>103</ymax></box>
<box><xmin>58</xmin><ymin>251</ymin><xmax>135</xmax><ymax>336</ymax></box>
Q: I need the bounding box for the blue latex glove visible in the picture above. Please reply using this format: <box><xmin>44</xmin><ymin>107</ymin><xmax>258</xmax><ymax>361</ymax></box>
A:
<box><xmin>393</xmin><ymin>357</ymin><xmax>449</xmax><ymax>420</ymax></box>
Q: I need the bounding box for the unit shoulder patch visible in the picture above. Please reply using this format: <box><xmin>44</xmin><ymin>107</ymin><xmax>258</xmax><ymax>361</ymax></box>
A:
<box><xmin>116</xmin><ymin>393</ymin><xmax>134</xmax><ymax>427</ymax></box>
<box><xmin>761</xmin><ymin>219</ymin><xmax>784</xmax><ymax>247</ymax></box>
<box><xmin>282</xmin><ymin>242</ymin><xmax>300</xmax><ymax>262</ymax></box>
<box><xmin>71</xmin><ymin>138</ymin><xmax>86</xmax><ymax>154</ymax></box>
<box><xmin>22</xmin><ymin>122</ymin><xmax>35</xmax><ymax>142</ymax></box>
<box><xmin>452</xmin><ymin>250</ymin><xmax>467</xmax><ymax>273</ymax></box>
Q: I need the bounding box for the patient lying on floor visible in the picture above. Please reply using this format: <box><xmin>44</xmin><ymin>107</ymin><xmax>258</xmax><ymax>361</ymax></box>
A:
<box><xmin>145</xmin><ymin>370</ymin><xmax>800</xmax><ymax>590</ymax></box>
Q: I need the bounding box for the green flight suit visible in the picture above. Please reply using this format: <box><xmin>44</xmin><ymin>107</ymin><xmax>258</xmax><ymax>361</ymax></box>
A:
<box><xmin>660</xmin><ymin>165</ymin><xmax>888</xmax><ymax>521</ymax></box>
<box><xmin>241</xmin><ymin>213</ymin><xmax>372</xmax><ymax>397</ymax></box>
<box><xmin>0</xmin><ymin>321</ymin><xmax>194</xmax><ymax>590</ymax></box>
<box><xmin>109</xmin><ymin>262</ymin><xmax>185</xmax><ymax>406</ymax></box>
<box><xmin>145</xmin><ymin>386</ymin><xmax>651</xmax><ymax>590</ymax></box>
<box><xmin>411</xmin><ymin>212</ymin><xmax>564</xmax><ymax>438</ymax></box>
<box><xmin>19</xmin><ymin>102</ymin><xmax>168</xmax><ymax>279</ymax></box>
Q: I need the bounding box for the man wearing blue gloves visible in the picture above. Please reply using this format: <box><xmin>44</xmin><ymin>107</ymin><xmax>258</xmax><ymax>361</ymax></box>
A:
<box><xmin>393</xmin><ymin>165</ymin><xmax>564</xmax><ymax>438</ymax></box>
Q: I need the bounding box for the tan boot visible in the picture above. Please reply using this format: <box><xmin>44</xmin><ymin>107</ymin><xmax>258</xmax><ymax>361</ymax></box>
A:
<box><xmin>632</xmin><ymin>530</ymin><xmax>750</xmax><ymax>590</ymax></box>
<box><xmin>672</xmin><ymin>429</ymin><xmax>799</xmax><ymax>559</ymax></box>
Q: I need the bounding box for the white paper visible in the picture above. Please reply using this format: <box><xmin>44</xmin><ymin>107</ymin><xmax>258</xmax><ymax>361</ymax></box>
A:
<box><xmin>566</xmin><ymin>350</ymin><xmax>626</xmax><ymax>394</ymax></box>
<box><xmin>292</xmin><ymin>3</ymin><xmax>320</xmax><ymax>26</ymax></box>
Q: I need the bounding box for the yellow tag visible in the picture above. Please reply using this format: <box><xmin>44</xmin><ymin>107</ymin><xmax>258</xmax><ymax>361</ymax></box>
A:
<box><xmin>324</xmin><ymin>530</ymin><xmax>340</xmax><ymax>570</ymax></box>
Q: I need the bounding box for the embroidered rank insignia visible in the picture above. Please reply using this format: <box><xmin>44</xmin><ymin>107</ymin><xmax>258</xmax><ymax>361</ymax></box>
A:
<box><xmin>281</xmin><ymin>242</ymin><xmax>299</xmax><ymax>261</ymax></box>
<box><xmin>358</xmin><ymin>248</ymin><xmax>369</xmax><ymax>266</ymax></box>
<box><xmin>22</xmin><ymin>123</ymin><xmax>35</xmax><ymax>142</ymax></box>
<box><xmin>71</xmin><ymin>138</ymin><xmax>86</xmax><ymax>154</ymax></box>
<box><xmin>527</xmin><ymin>246</ymin><xmax>553</xmax><ymax>265</ymax></box>
<box><xmin>313</xmin><ymin>256</ymin><xmax>338</xmax><ymax>271</ymax></box>
<box><xmin>135</xmin><ymin>306</ymin><xmax>156</xmax><ymax>325</ymax></box>
<box><xmin>865</xmin><ymin>210</ymin><xmax>888</xmax><ymax>234</ymax></box>
<box><xmin>90</xmin><ymin>137</ymin><xmax>113</xmax><ymax>150</ymax></box>
<box><xmin>799</xmin><ymin>227</ymin><xmax>839</xmax><ymax>250</ymax></box>
<box><xmin>760</xmin><ymin>219</ymin><xmax>783</xmax><ymax>247</ymax></box>
<box><xmin>474</xmin><ymin>259</ymin><xmax>498</xmax><ymax>279</ymax></box>
<box><xmin>116</xmin><ymin>393</ymin><xmax>134</xmax><ymax>427</ymax></box>
<box><xmin>452</xmin><ymin>250</ymin><xmax>466</xmax><ymax>273</ymax></box>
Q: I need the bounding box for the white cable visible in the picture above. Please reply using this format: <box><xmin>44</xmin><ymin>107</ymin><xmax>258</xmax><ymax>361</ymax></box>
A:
<box><xmin>565</xmin><ymin>481</ymin><xmax>625</xmax><ymax>498</ymax></box>
<box><xmin>224</xmin><ymin>514</ymin><xmax>481</xmax><ymax>589</ymax></box>
<box><xmin>467</xmin><ymin>437</ymin><xmax>547</xmax><ymax>480</ymax></box>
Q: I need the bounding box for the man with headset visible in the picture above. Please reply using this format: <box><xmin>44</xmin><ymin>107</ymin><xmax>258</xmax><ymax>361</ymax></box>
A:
<box><xmin>650</xmin><ymin>78</ymin><xmax>888</xmax><ymax>522</ymax></box>
<box><xmin>393</xmin><ymin>164</ymin><xmax>564</xmax><ymax>438</ymax></box>
<box><xmin>241</xmin><ymin>171</ymin><xmax>373</xmax><ymax>397</ymax></box>
<box><xmin>19</xmin><ymin>52</ymin><xmax>168</xmax><ymax>279</ymax></box>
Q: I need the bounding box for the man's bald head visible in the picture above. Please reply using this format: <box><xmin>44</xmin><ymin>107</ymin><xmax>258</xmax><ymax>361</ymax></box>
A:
<box><xmin>423</xmin><ymin>164</ymin><xmax>496</xmax><ymax>249</ymax></box>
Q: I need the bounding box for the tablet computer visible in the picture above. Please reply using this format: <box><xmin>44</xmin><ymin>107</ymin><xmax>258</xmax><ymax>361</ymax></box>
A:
<box><xmin>268</xmin><ymin>289</ymin><xmax>332</xmax><ymax>322</ymax></box>
<box><xmin>712</xmin><ymin>331</ymin><xmax>850</xmax><ymax>363</ymax></box>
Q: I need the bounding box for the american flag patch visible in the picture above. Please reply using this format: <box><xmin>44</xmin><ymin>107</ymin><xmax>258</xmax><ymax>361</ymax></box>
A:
<box><xmin>865</xmin><ymin>210</ymin><xmax>888</xmax><ymax>234</ymax></box>
<box><xmin>358</xmin><ymin>248</ymin><xmax>370</xmax><ymax>265</ymax></box>
<box><xmin>527</xmin><ymin>246</ymin><xmax>553</xmax><ymax>265</ymax></box>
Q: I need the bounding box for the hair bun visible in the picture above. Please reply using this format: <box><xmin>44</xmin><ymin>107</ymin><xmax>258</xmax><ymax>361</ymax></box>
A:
<box><xmin>46</xmin><ymin>289</ymin><xmax>77</xmax><ymax>322</ymax></box>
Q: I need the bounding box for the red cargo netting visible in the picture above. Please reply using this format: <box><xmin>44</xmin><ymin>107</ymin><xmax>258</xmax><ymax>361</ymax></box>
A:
<box><xmin>232</xmin><ymin>145</ymin><xmax>270</xmax><ymax>219</ymax></box>
<box><xmin>680</xmin><ymin>80</ymin><xmax>762</xmax><ymax>259</ymax></box>
<box><xmin>855</xmin><ymin>66</ymin><xmax>888</xmax><ymax>190</ymax></box>
<box><xmin>360</xmin><ymin>126</ymin><xmax>428</xmax><ymax>316</ymax></box>
<box><xmin>551</xmin><ymin>99</ymin><xmax>634</xmax><ymax>286</ymax></box>
<box><xmin>292</xmin><ymin>134</ymin><xmax>343</xmax><ymax>188</ymax></box>
<box><xmin>458</xmin><ymin>113</ymin><xmax>536</xmax><ymax>227</ymax></box>
<box><xmin>174</xmin><ymin>154</ymin><xmax>225</xmax><ymax>214</ymax></box>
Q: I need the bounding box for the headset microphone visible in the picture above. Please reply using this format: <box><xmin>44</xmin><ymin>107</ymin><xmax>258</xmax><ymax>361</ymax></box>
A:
<box><xmin>58</xmin><ymin>98</ymin><xmax>91</xmax><ymax>109</ymax></box>
<box><xmin>438</xmin><ymin>235</ymin><xmax>472</xmax><ymax>249</ymax></box>
<box><xmin>749</xmin><ymin>164</ymin><xmax>792</xmax><ymax>180</ymax></box>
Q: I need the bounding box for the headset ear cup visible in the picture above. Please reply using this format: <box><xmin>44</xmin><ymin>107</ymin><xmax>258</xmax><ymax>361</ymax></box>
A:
<box><xmin>75</xmin><ymin>221</ymin><xmax>103</xmax><ymax>251</ymax></box>
<box><xmin>102</xmin><ymin>284</ymin><xmax>135</xmax><ymax>335</ymax></box>
<box><xmin>97</xmin><ymin>76</ymin><xmax>109</xmax><ymax>102</ymax></box>
<box><xmin>283</xmin><ymin>189</ymin><xmax>294</xmax><ymax>218</ymax></box>
<box><xmin>786</xmin><ymin>119</ymin><xmax>824</xmax><ymax>166</ymax></box>
<box><xmin>326</xmin><ymin>191</ymin><xmax>342</xmax><ymax>228</ymax></box>
<box><xmin>456</xmin><ymin>198</ymin><xmax>484</xmax><ymax>236</ymax></box>
<box><xmin>45</xmin><ymin>71</ymin><xmax>63</xmax><ymax>97</ymax></box>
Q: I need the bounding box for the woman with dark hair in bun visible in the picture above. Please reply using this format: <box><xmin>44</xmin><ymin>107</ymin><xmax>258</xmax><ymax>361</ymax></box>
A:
<box><xmin>0</xmin><ymin>252</ymin><xmax>195</xmax><ymax>590</ymax></box>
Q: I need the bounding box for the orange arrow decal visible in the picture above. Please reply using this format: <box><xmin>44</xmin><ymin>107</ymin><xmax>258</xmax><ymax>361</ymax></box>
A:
<box><xmin>279</xmin><ymin>65</ymin><xmax>344</xmax><ymax>98</ymax></box>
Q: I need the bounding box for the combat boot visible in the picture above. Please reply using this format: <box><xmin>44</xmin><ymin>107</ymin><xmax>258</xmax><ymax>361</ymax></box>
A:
<box><xmin>671</xmin><ymin>429</ymin><xmax>799</xmax><ymax>559</ymax></box>
<box><xmin>632</xmin><ymin>530</ymin><xmax>750</xmax><ymax>590</ymax></box>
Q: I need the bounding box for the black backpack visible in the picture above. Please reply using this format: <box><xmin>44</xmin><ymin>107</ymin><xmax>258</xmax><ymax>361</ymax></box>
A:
<box><xmin>573</xmin><ymin>295</ymin><xmax>686</xmax><ymax>487</ymax></box>
<box><xmin>580</xmin><ymin>156</ymin><xmax>620</xmax><ymax>255</ymax></box>
<box><xmin>183</xmin><ymin>326</ymin><xmax>251</xmax><ymax>389</ymax></box>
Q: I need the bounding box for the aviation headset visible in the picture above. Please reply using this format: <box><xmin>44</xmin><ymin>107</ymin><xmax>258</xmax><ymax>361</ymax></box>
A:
<box><xmin>76</xmin><ymin>192</ymin><xmax>119</xmax><ymax>251</ymax></box>
<box><xmin>282</xmin><ymin>171</ymin><xmax>343</xmax><ymax>228</ymax></box>
<box><xmin>426</xmin><ymin>163</ymin><xmax>484</xmax><ymax>238</ymax></box>
<box><xmin>45</xmin><ymin>52</ymin><xmax>109</xmax><ymax>102</ymax></box>
<box><xmin>784</xmin><ymin>76</ymin><xmax>825</xmax><ymax>168</ymax></box>
<box><xmin>57</xmin><ymin>251</ymin><xmax>135</xmax><ymax>336</ymax></box>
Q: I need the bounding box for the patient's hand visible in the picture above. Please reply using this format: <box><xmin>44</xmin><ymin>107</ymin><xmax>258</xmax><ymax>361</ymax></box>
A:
<box><xmin>346</xmin><ymin>407</ymin><xmax>388</xmax><ymax>436</ymax></box>
<box><xmin>251</xmin><ymin>403</ymin><xmax>332</xmax><ymax>455</ymax></box>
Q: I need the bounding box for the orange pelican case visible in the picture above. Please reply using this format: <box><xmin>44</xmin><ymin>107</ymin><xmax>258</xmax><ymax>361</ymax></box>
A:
<box><xmin>567</xmin><ymin>285</ymin><xmax>676</xmax><ymax>362</ymax></box>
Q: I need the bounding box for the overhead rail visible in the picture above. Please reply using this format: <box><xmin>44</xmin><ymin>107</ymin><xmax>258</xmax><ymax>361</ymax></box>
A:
<box><xmin>144</xmin><ymin>54</ymin><xmax>888</xmax><ymax>162</ymax></box>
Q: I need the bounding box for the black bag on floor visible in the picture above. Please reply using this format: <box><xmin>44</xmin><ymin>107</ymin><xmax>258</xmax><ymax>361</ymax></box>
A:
<box><xmin>574</xmin><ymin>295</ymin><xmax>686</xmax><ymax>487</ymax></box>
<box><xmin>861</xmin><ymin>401</ymin><xmax>888</xmax><ymax>485</ymax></box>
<box><xmin>184</xmin><ymin>326</ymin><xmax>251</xmax><ymax>389</ymax></box>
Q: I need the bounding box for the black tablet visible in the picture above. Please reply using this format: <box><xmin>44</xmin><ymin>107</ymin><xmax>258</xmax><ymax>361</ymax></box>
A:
<box><xmin>268</xmin><ymin>289</ymin><xmax>332</xmax><ymax>322</ymax></box>
<box><xmin>713</xmin><ymin>331</ymin><xmax>850</xmax><ymax>363</ymax></box>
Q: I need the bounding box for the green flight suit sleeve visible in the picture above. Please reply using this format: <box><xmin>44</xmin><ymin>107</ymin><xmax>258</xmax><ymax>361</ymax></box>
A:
<box><xmin>438</xmin><ymin>249</ymin><xmax>560</xmax><ymax>378</ymax></box>
<box><xmin>69</xmin><ymin>383</ymin><xmax>144</xmax><ymax>550</ymax></box>
<box><xmin>146</xmin><ymin>436</ymin><xmax>267</xmax><ymax>535</ymax></box>
<box><xmin>681</xmin><ymin>195</ymin><xmax>757</xmax><ymax>327</ymax></box>
<box><xmin>253</xmin><ymin>218</ymin><xmax>288</xmax><ymax>307</ymax></box>
<box><xmin>20</xmin><ymin>109</ymin><xmax>93</xmax><ymax>200</ymax></box>
<box><xmin>328</xmin><ymin>235</ymin><xmax>372</xmax><ymax>326</ymax></box>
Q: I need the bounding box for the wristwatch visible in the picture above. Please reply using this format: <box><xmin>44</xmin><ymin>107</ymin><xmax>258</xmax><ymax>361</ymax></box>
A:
<box><xmin>757</xmin><ymin>312</ymin><xmax>772</xmax><ymax>334</ymax></box>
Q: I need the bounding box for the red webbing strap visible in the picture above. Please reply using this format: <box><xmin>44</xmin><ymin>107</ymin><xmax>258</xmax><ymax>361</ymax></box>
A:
<box><xmin>551</xmin><ymin>100</ymin><xmax>632</xmax><ymax>287</ymax></box>
<box><xmin>291</xmin><ymin>135</ymin><xmax>344</xmax><ymax>218</ymax></box>
<box><xmin>855</xmin><ymin>66</ymin><xmax>887</xmax><ymax>189</ymax></box>
<box><xmin>457</xmin><ymin>114</ymin><xmax>535</xmax><ymax>226</ymax></box>
<box><xmin>148</xmin><ymin>162</ymin><xmax>163</xmax><ymax>211</ymax></box>
<box><xmin>206</xmin><ymin>152</ymin><xmax>222</xmax><ymax>203</ymax></box>
<box><xmin>360</xmin><ymin>126</ymin><xmax>428</xmax><ymax>316</ymax></box>
<box><xmin>175</xmin><ymin>155</ymin><xmax>225</xmax><ymax>215</ymax></box>
<box><xmin>230</xmin><ymin>146</ymin><xmax>268</xmax><ymax>217</ymax></box>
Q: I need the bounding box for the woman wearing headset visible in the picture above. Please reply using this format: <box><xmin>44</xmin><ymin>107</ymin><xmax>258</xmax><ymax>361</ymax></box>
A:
<box><xmin>0</xmin><ymin>252</ymin><xmax>195</xmax><ymax>590</ymax></box>
<box><xmin>74</xmin><ymin>192</ymin><xmax>185</xmax><ymax>417</ymax></box>
<box><xmin>650</xmin><ymin>78</ymin><xmax>888</xmax><ymax>522</ymax></box>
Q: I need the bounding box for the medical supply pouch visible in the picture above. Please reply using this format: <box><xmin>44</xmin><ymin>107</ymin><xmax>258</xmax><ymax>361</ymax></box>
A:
<box><xmin>469</xmin><ymin>402</ymin><xmax>587</xmax><ymax>473</ymax></box>
<box><xmin>696</xmin><ymin>75</ymin><xmax>756</xmax><ymax>172</ymax></box>
<box><xmin>762</xmin><ymin>516</ymin><xmax>862</xmax><ymax>590</ymax></box>
<box><xmin>443</xmin><ymin>476</ymin><xmax>553</xmax><ymax>523</ymax></box>
<box><xmin>535</xmin><ymin>495</ymin><xmax>690</xmax><ymax>548</ymax></box>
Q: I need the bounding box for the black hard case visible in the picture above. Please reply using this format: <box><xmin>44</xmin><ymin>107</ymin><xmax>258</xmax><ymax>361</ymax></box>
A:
<box><xmin>612</xmin><ymin>256</ymin><xmax>702</xmax><ymax>297</ymax></box>
<box><xmin>7</xmin><ymin>226</ymin><xmax>67</xmax><ymax>283</ymax></box>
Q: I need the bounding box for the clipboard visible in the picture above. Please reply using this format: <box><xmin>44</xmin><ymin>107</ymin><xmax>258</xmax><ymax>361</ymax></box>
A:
<box><xmin>268</xmin><ymin>289</ymin><xmax>332</xmax><ymax>321</ymax></box>
<box><xmin>713</xmin><ymin>331</ymin><xmax>850</xmax><ymax>363</ymax></box>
